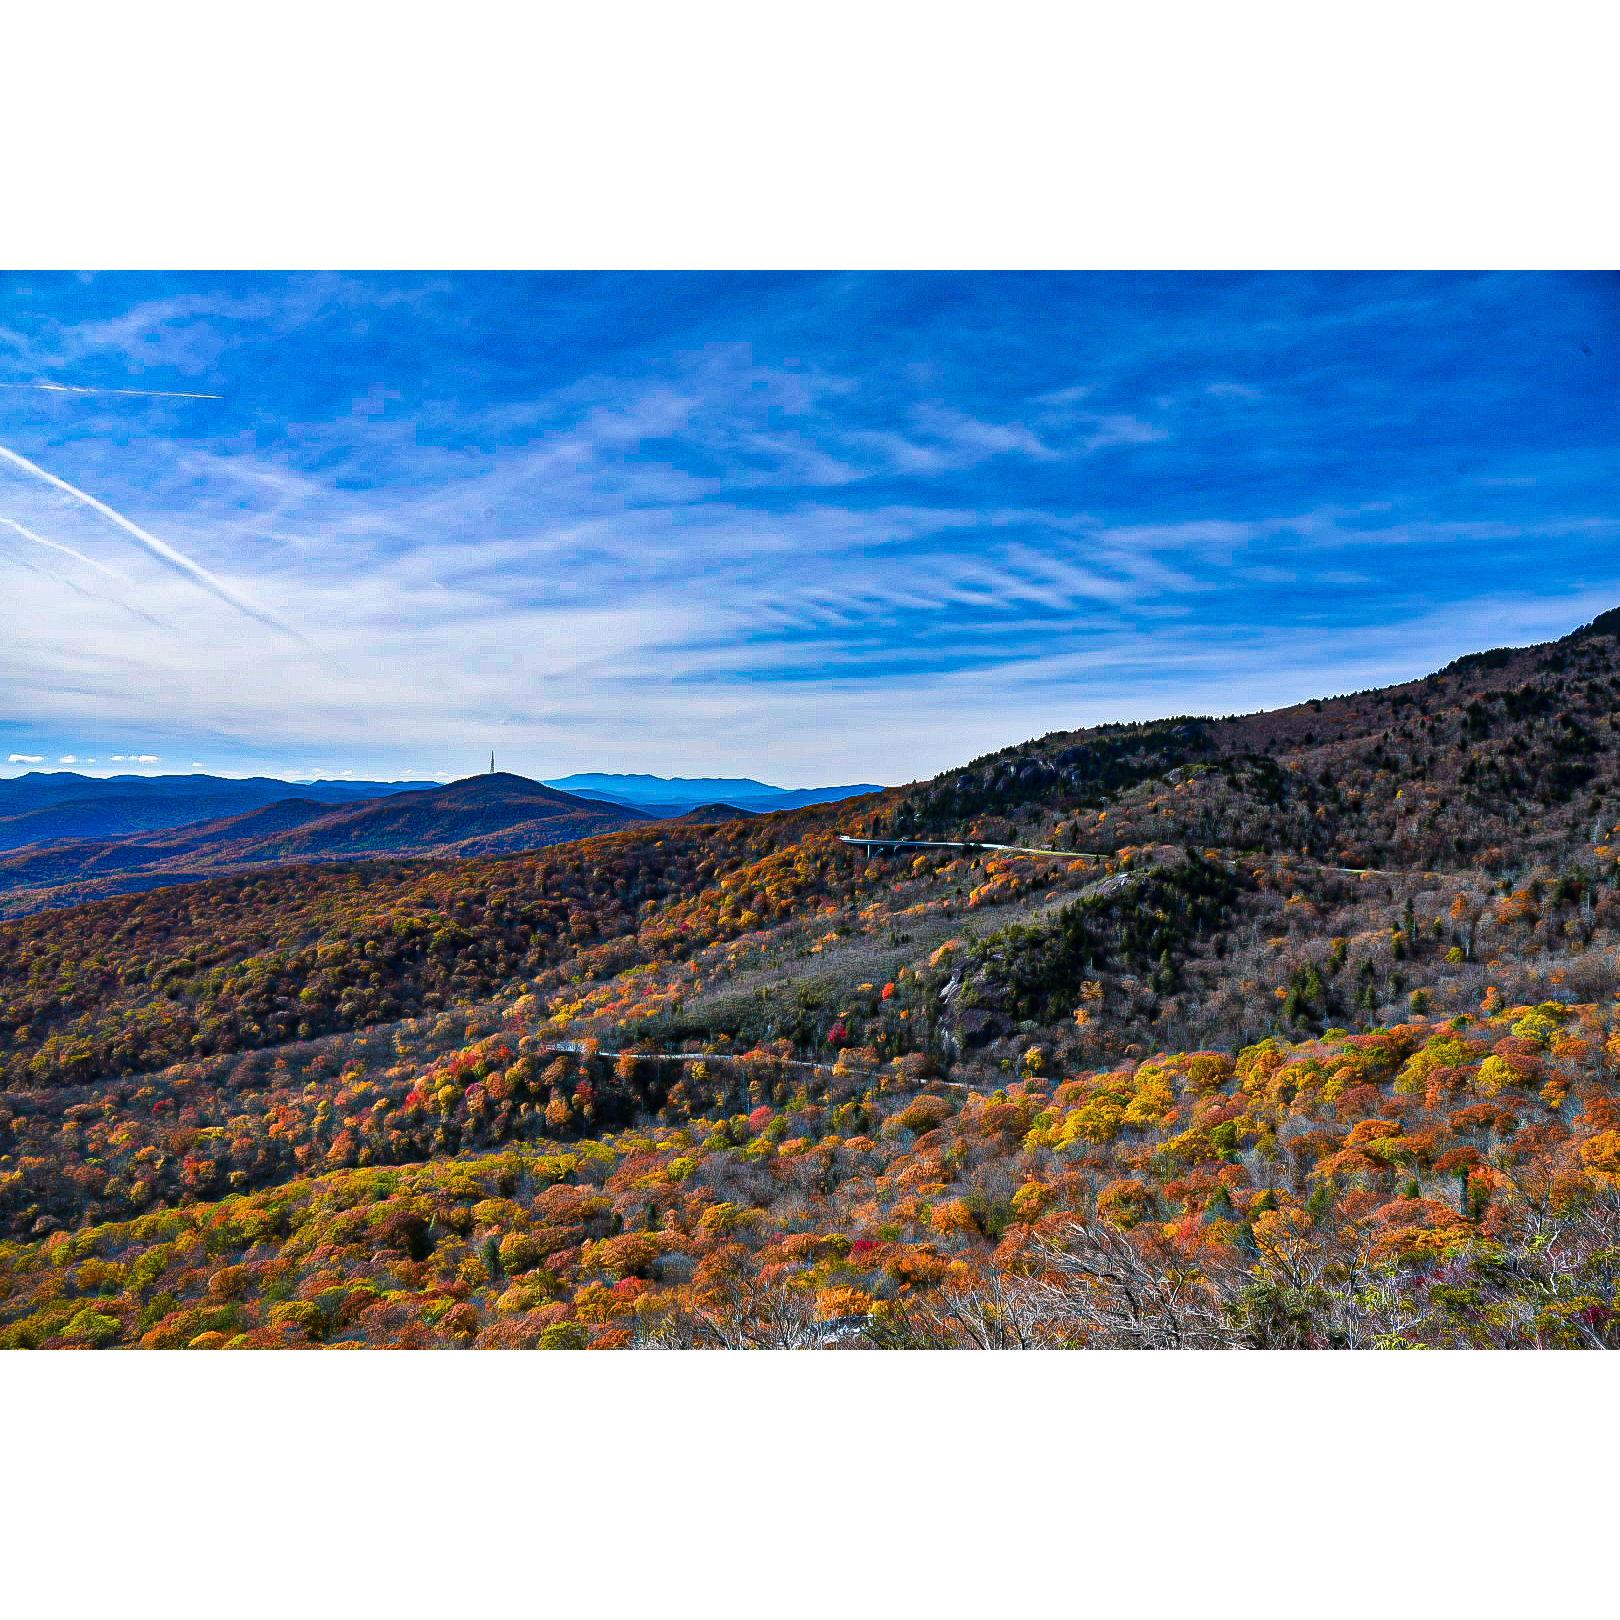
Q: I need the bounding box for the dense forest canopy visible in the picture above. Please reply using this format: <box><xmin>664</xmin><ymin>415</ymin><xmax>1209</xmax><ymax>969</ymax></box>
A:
<box><xmin>4</xmin><ymin>611</ymin><xmax>1620</xmax><ymax>1347</ymax></box>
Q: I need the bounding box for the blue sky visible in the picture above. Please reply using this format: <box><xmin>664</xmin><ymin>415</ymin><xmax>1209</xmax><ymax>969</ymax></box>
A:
<box><xmin>1</xmin><ymin>271</ymin><xmax>1616</xmax><ymax>785</ymax></box>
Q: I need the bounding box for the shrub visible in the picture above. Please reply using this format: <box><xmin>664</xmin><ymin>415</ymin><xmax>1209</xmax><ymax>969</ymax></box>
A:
<box><xmin>538</xmin><ymin>1321</ymin><xmax>590</xmax><ymax>1350</ymax></box>
<box><xmin>61</xmin><ymin>1307</ymin><xmax>122</xmax><ymax>1348</ymax></box>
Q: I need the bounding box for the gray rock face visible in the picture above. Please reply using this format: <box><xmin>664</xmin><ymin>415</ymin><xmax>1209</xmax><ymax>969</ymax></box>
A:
<box><xmin>956</xmin><ymin>1007</ymin><xmax>1004</xmax><ymax>1046</ymax></box>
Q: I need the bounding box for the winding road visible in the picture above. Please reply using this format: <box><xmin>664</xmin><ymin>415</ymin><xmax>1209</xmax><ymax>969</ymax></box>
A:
<box><xmin>838</xmin><ymin>834</ymin><xmax>1101</xmax><ymax>860</ymax></box>
<box><xmin>838</xmin><ymin>833</ymin><xmax>1415</xmax><ymax>880</ymax></box>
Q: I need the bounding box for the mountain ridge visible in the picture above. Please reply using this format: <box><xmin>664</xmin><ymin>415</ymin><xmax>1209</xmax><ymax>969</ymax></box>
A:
<box><xmin>542</xmin><ymin>773</ymin><xmax>883</xmax><ymax>816</ymax></box>
<box><xmin>3</xmin><ymin>604</ymin><xmax>1617</xmax><ymax>1085</ymax></box>
<box><xmin>0</xmin><ymin>768</ymin><xmax>882</xmax><ymax>850</ymax></box>
<box><xmin>0</xmin><ymin>772</ymin><xmax>438</xmax><ymax>852</ymax></box>
<box><xmin>4</xmin><ymin>609</ymin><xmax>1620</xmax><ymax>1349</ymax></box>
<box><xmin>0</xmin><ymin>772</ymin><xmax>649</xmax><ymax>915</ymax></box>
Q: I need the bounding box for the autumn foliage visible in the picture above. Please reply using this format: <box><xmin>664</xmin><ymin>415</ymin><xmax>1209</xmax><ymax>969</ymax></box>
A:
<box><xmin>6</xmin><ymin>615</ymin><xmax>1620</xmax><ymax>1347</ymax></box>
<box><xmin>3</xmin><ymin>1001</ymin><xmax>1618</xmax><ymax>1349</ymax></box>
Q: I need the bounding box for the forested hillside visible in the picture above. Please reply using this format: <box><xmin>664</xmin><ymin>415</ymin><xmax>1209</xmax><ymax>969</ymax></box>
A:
<box><xmin>3</xmin><ymin>610</ymin><xmax>1619</xmax><ymax>1347</ymax></box>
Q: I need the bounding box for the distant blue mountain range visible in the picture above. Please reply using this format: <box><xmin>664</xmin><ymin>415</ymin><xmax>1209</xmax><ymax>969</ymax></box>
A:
<box><xmin>542</xmin><ymin>774</ymin><xmax>883</xmax><ymax>817</ymax></box>
<box><xmin>0</xmin><ymin>770</ymin><xmax>882</xmax><ymax>853</ymax></box>
<box><xmin>0</xmin><ymin>772</ymin><xmax>437</xmax><ymax>851</ymax></box>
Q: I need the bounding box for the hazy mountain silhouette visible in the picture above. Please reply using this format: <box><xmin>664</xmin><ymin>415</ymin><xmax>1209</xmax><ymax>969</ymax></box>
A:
<box><xmin>0</xmin><ymin>772</ymin><xmax>434</xmax><ymax>852</ymax></box>
<box><xmin>543</xmin><ymin>773</ymin><xmax>882</xmax><ymax>816</ymax></box>
<box><xmin>0</xmin><ymin>773</ymin><xmax>647</xmax><ymax>913</ymax></box>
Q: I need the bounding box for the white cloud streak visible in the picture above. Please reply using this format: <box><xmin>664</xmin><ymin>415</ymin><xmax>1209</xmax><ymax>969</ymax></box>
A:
<box><xmin>0</xmin><ymin>515</ymin><xmax>130</xmax><ymax>581</ymax></box>
<box><xmin>0</xmin><ymin>380</ymin><xmax>223</xmax><ymax>401</ymax></box>
<box><xmin>0</xmin><ymin>516</ymin><xmax>170</xmax><ymax>629</ymax></box>
<box><xmin>0</xmin><ymin>441</ymin><xmax>302</xmax><ymax>640</ymax></box>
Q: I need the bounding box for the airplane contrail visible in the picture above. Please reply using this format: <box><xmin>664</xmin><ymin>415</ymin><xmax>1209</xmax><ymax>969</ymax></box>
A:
<box><xmin>0</xmin><ymin>528</ymin><xmax>167</xmax><ymax>630</ymax></box>
<box><xmin>0</xmin><ymin>380</ymin><xmax>223</xmax><ymax>401</ymax></box>
<box><xmin>0</xmin><ymin>441</ymin><xmax>305</xmax><ymax>642</ymax></box>
<box><xmin>0</xmin><ymin>515</ymin><xmax>131</xmax><ymax>582</ymax></box>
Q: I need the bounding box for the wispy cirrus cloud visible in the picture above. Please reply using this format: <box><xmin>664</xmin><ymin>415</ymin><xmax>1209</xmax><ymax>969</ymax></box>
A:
<box><xmin>0</xmin><ymin>272</ymin><xmax>1615</xmax><ymax>783</ymax></box>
